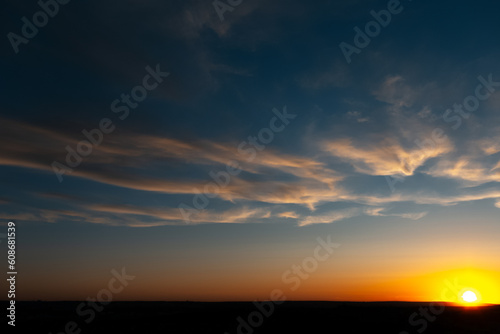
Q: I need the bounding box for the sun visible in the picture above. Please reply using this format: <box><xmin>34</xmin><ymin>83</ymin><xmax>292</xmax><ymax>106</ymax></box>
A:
<box><xmin>461</xmin><ymin>290</ymin><xmax>478</xmax><ymax>303</ymax></box>
<box><xmin>458</xmin><ymin>287</ymin><xmax>482</xmax><ymax>306</ymax></box>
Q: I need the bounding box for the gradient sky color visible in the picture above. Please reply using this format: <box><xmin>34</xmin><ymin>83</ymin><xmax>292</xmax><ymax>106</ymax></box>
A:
<box><xmin>1</xmin><ymin>0</ymin><xmax>500</xmax><ymax>304</ymax></box>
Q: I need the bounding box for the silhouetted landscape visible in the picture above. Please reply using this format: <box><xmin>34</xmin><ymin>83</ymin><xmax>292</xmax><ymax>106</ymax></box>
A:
<box><xmin>5</xmin><ymin>301</ymin><xmax>500</xmax><ymax>333</ymax></box>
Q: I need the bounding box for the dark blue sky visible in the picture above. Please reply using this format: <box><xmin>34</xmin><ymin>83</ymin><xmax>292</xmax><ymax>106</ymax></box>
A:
<box><xmin>1</xmin><ymin>0</ymin><xmax>500</xmax><ymax>302</ymax></box>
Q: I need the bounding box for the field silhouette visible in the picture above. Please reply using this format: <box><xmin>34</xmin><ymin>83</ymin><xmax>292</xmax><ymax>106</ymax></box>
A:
<box><xmin>5</xmin><ymin>301</ymin><xmax>499</xmax><ymax>333</ymax></box>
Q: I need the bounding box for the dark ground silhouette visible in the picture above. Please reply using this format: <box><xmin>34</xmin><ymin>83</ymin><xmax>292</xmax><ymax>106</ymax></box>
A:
<box><xmin>3</xmin><ymin>301</ymin><xmax>499</xmax><ymax>333</ymax></box>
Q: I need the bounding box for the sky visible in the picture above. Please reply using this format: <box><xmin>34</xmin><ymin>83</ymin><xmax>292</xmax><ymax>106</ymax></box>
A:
<box><xmin>1</xmin><ymin>0</ymin><xmax>500</xmax><ymax>304</ymax></box>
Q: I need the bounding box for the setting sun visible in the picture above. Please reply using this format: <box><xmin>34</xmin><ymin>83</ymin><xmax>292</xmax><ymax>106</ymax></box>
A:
<box><xmin>457</xmin><ymin>286</ymin><xmax>484</xmax><ymax>306</ymax></box>
<box><xmin>462</xmin><ymin>290</ymin><xmax>478</xmax><ymax>303</ymax></box>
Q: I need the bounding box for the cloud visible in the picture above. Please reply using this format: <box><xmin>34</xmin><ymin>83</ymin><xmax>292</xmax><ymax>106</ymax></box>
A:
<box><xmin>0</xmin><ymin>198</ymin><xmax>12</xmax><ymax>205</ymax></box>
<box><xmin>323</xmin><ymin>136</ymin><xmax>452</xmax><ymax>177</ymax></box>
<box><xmin>426</xmin><ymin>158</ymin><xmax>500</xmax><ymax>184</ymax></box>
<box><xmin>477</xmin><ymin>135</ymin><xmax>500</xmax><ymax>155</ymax></box>
<box><xmin>87</xmin><ymin>203</ymin><xmax>271</xmax><ymax>225</ymax></box>
<box><xmin>299</xmin><ymin>206</ymin><xmax>428</xmax><ymax>227</ymax></box>
<box><xmin>398</xmin><ymin>212</ymin><xmax>428</xmax><ymax>220</ymax></box>
<box><xmin>373</xmin><ymin>76</ymin><xmax>419</xmax><ymax>110</ymax></box>
<box><xmin>346</xmin><ymin>111</ymin><xmax>370</xmax><ymax>123</ymax></box>
<box><xmin>358</xmin><ymin>189</ymin><xmax>500</xmax><ymax>207</ymax></box>
<box><xmin>424</xmin><ymin>136</ymin><xmax>500</xmax><ymax>185</ymax></box>
<box><xmin>0</xmin><ymin>106</ymin><xmax>497</xmax><ymax>228</ymax></box>
<box><xmin>299</xmin><ymin>208</ymin><xmax>359</xmax><ymax>227</ymax></box>
<box><xmin>0</xmin><ymin>117</ymin><xmax>348</xmax><ymax>210</ymax></box>
<box><xmin>0</xmin><ymin>209</ymin><xmax>93</xmax><ymax>224</ymax></box>
<box><xmin>362</xmin><ymin>207</ymin><xmax>428</xmax><ymax>220</ymax></box>
<box><xmin>0</xmin><ymin>204</ymin><xmax>273</xmax><ymax>227</ymax></box>
<box><xmin>277</xmin><ymin>211</ymin><xmax>300</xmax><ymax>219</ymax></box>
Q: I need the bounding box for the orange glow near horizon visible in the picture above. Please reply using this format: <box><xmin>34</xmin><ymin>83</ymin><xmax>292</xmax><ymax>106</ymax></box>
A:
<box><xmin>436</xmin><ymin>269</ymin><xmax>499</xmax><ymax>306</ymax></box>
<box><xmin>284</xmin><ymin>267</ymin><xmax>500</xmax><ymax>305</ymax></box>
<box><xmin>16</xmin><ymin>266</ymin><xmax>500</xmax><ymax>303</ymax></box>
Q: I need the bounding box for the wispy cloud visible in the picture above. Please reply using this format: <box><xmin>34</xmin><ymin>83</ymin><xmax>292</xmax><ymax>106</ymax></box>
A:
<box><xmin>299</xmin><ymin>206</ymin><xmax>428</xmax><ymax>227</ymax></box>
<box><xmin>323</xmin><ymin>135</ymin><xmax>452</xmax><ymax>176</ymax></box>
<box><xmin>346</xmin><ymin>111</ymin><xmax>370</xmax><ymax>123</ymax></box>
<box><xmin>299</xmin><ymin>208</ymin><xmax>360</xmax><ymax>227</ymax></box>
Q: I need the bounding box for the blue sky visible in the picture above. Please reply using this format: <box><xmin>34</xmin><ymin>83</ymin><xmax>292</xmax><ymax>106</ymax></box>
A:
<box><xmin>1</xmin><ymin>0</ymin><xmax>500</xmax><ymax>301</ymax></box>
